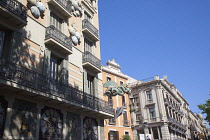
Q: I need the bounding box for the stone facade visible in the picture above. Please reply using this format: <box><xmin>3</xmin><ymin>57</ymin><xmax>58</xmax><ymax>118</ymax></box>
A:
<box><xmin>129</xmin><ymin>76</ymin><xmax>209</xmax><ymax>140</ymax></box>
<box><xmin>0</xmin><ymin>0</ymin><xmax>113</xmax><ymax>139</ymax></box>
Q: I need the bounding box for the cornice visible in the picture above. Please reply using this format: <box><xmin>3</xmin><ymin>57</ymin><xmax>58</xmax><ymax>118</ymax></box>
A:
<box><xmin>102</xmin><ymin>66</ymin><xmax>128</xmax><ymax>80</ymax></box>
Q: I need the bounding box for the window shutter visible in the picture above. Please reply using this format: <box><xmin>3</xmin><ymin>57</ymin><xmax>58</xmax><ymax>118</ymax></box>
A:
<box><xmin>43</xmin><ymin>49</ymin><xmax>51</xmax><ymax>76</ymax></box>
<box><xmin>83</xmin><ymin>69</ymin><xmax>88</xmax><ymax>93</ymax></box>
<box><xmin>123</xmin><ymin>111</ymin><xmax>128</xmax><ymax>120</ymax></box>
<box><xmin>10</xmin><ymin>31</ymin><xmax>22</xmax><ymax>64</ymax></box>
<box><xmin>115</xmin><ymin>131</ymin><xmax>119</xmax><ymax>140</ymax></box>
<box><xmin>93</xmin><ymin>76</ymin><xmax>98</xmax><ymax>97</ymax></box>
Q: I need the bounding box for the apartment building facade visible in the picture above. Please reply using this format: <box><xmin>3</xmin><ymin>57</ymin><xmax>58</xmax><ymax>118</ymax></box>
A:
<box><xmin>129</xmin><ymin>76</ymin><xmax>209</xmax><ymax>140</ymax></box>
<box><xmin>0</xmin><ymin>0</ymin><xmax>113</xmax><ymax>139</ymax></box>
<box><xmin>102</xmin><ymin>59</ymin><xmax>133</xmax><ymax>140</ymax></box>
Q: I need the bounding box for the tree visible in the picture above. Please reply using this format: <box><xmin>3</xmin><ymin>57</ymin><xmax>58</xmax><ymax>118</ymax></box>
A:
<box><xmin>197</xmin><ymin>99</ymin><xmax>210</xmax><ymax>125</ymax></box>
<box><xmin>122</xmin><ymin>135</ymin><xmax>131</xmax><ymax>140</ymax></box>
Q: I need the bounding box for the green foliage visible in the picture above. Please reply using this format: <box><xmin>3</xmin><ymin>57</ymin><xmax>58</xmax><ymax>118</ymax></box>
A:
<box><xmin>198</xmin><ymin>99</ymin><xmax>210</xmax><ymax>125</ymax></box>
<box><xmin>122</xmin><ymin>135</ymin><xmax>131</xmax><ymax>140</ymax></box>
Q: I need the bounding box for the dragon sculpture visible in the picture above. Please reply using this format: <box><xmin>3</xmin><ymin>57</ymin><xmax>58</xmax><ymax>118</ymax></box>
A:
<box><xmin>104</xmin><ymin>81</ymin><xmax>131</xmax><ymax>96</ymax></box>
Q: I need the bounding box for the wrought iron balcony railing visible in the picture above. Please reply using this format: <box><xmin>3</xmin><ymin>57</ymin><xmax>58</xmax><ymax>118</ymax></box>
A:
<box><xmin>123</xmin><ymin>120</ymin><xmax>130</xmax><ymax>127</ymax></box>
<box><xmin>167</xmin><ymin>116</ymin><xmax>187</xmax><ymax>131</ymax></box>
<box><xmin>147</xmin><ymin>99</ymin><xmax>153</xmax><ymax>104</ymax></box>
<box><xmin>53</xmin><ymin>0</ymin><xmax>71</xmax><ymax>13</ymax></box>
<box><xmin>109</xmin><ymin>118</ymin><xmax>116</xmax><ymax>125</ymax></box>
<box><xmin>83</xmin><ymin>51</ymin><xmax>101</xmax><ymax>70</ymax></box>
<box><xmin>0</xmin><ymin>0</ymin><xmax>27</xmax><ymax>21</ymax></box>
<box><xmin>150</xmin><ymin>117</ymin><xmax>156</xmax><ymax>122</ymax></box>
<box><xmin>0</xmin><ymin>59</ymin><xmax>113</xmax><ymax>115</ymax></box>
<box><xmin>82</xmin><ymin>19</ymin><xmax>99</xmax><ymax>39</ymax></box>
<box><xmin>45</xmin><ymin>25</ymin><xmax>72</xmax><ymax>51</ymax></box>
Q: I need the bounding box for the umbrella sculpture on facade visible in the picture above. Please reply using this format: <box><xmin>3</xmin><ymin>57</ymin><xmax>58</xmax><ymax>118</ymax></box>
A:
<box><xmin>103</xmin><ymin>81</ymin><xmax>131</xmax><ymax>119</ymax></box>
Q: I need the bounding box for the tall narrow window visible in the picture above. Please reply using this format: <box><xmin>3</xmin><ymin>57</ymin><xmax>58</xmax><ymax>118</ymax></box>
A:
<box><xmin>123</xmin><ymin>111</ymin><xmax>129</xmax><ymax>126</ymax></box>
<box><xmin>122</xmin><ymin>96</ymin><xmax>126</xmax><ymax>108</ymax></box>
<box><xmin>149</xmin><ymin>108</ymin><xmax>156</xmax><ymax>119</ymax></box>
<box><xmin>50</xmin><ymin>12</ymin><xmax>62</xmax><ymax>31</ymax></box>
<box><xmin>50</xmin><ymin>55</ymin><xmax>61</xmax><ymax>81</ymax></box>
<box><xmin>146</xmin><ymin>91</ymin><xmax>152</xmax><ymax>103</ymax></box>
<box><xmin>0</xmin><ymin>31</ymin><xmax>5</xmax><ymax>58</ymax></box>
<box><xmin>120</xmin><ymin>81</ymin><xmax>123</xmax><ymax>85</ymax></box>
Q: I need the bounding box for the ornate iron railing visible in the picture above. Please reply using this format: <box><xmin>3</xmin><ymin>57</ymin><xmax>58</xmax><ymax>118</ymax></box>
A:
<box><xmin>0</xmin><ymin>59</ymin><xmax>113</xmax><ymax>115</ymax></box>
<box><xmin>109</xmin><ymin>118</ymin><xmax>116</xmax><ymax>125</ymax></box>
<box><xmin>83</xmin><ymin>51</ymin><xmax>101</xmax><ymax>70</ymax></box>
<box><xmin>0</xmin><ymin>0</ymin><xmax>27</xmax><ymax>21</ymax></box>
<box><xmin>49</xmin><ymin>0</ymin><xmax>71</xmax><ymax>14</ymax></box>
<box><xmin>167</xmin><ymin>116</ymin><xmax>187</xmax><ymax>131</ymax></box>
<box><xmin>45</xmin><ymin>25</ymin><xmax>72</xmax><ymax>51</ymax></box>
<box><xmin>82</xmin><ymin>19</ymin><xmax>99</xmax><ymax>39</ymax></box>
<box><xmin>123</xmin><ymin>120</ymin><xmax>130</xmax><ymax>126</ymax></box>
<box><xmin>147</xmin><ymin>99</ymin><xmax>153</xmax><ymax>104</ymax></box>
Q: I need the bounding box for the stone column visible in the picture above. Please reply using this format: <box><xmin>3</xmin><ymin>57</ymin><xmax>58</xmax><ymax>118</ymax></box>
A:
<box><xmin>3</xmin><ymin>97</ymin><xmax>14</xmax><ymax>139</ymax></box>
<box><xmin>144</xmin><ymin>127</ymin><xmax>150</xmax><ymax>135</ymax></box>
<box><xmin>161</xmin><ymin>122</ymin><xmax>170</xmax><ymax>140</ymax></box>
<box><xmin>157</xmin><ymin>126</ymin><xmax>161</xmax><ymax>139</ymax></box>
<box><xmin>133</xmin><ymin>129</ymin><xmax>138</xmax><ymax>140</ymax></box>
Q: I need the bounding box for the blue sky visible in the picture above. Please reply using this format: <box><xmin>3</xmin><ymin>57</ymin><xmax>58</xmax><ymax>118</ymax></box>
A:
<box><xmin>98</xmin><ymin>0</ymin><xmax>210</xmax><ymax>115</ymax></box>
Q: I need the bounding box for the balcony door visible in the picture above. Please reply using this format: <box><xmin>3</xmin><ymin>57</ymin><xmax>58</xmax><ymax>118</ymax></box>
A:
<box><xmin>87</xmin><ymin>74</ymin><xmax>94</xmax><ymax>95</ymax></box>
<box><xmin>50</xmin><ymin>55</ymin><xmax>62</xmax><ymax>91</ymax></box>
<box><xmin>50</xmin><ymin>55</ymin><xmax>59</xmax><ymax>81</ymax></box>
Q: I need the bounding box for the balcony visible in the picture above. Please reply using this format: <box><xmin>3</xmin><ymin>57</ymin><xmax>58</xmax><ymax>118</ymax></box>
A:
<box><xmin>0</xmin><ymin>0</ymin><xmax>27</xmax><ymax>28</ymax></box>
<box><xmin>0</xmin><ymin>59</ymin><xmax>113</xmax><ymax>118</ymax></box>
<box><xmin>82</xmin><ymin>19</ymin><xmax>99</xmax><ymax>41</ymax></box>
<box><xmin>145</xmin><ymin>99</ymin><xmax>155</xmax><ymax>106</ymax></box>
<box><xmin>130</xmin><ymin>105</ymin><xmax>135</xmax><ymax>112</ymax></box>
<box><xmin>167</xmin><ymin>116</ymin><xmax>174</xmax><ymax>123</ymax></box>
<box><xmin>47</xmin><ymin>0</ymin><xmax>71</xmax><ymax>17</ymax></box>
<box><xmin>150</xmin><ymin>117</ymin><xmax>156</xmax><ymax>122</ymax></box>
<box><xmin>123</xmin><ymin>120</ymin><xmax>130</xmax><ymax>127</ymax></box>
<box><xmin>83</xmin><ymin>51</ymin><xmax>101</xmax><ymax>73</ymax></box>
<box><xmin>109</xmin><ymin>118</ymin><xmax>116</xmax><ymax>125</ymax></box>
<box><xmin>45</xmin><ymin>25</ymin><xmax>72</xmax><ymax>55</ymax></box>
